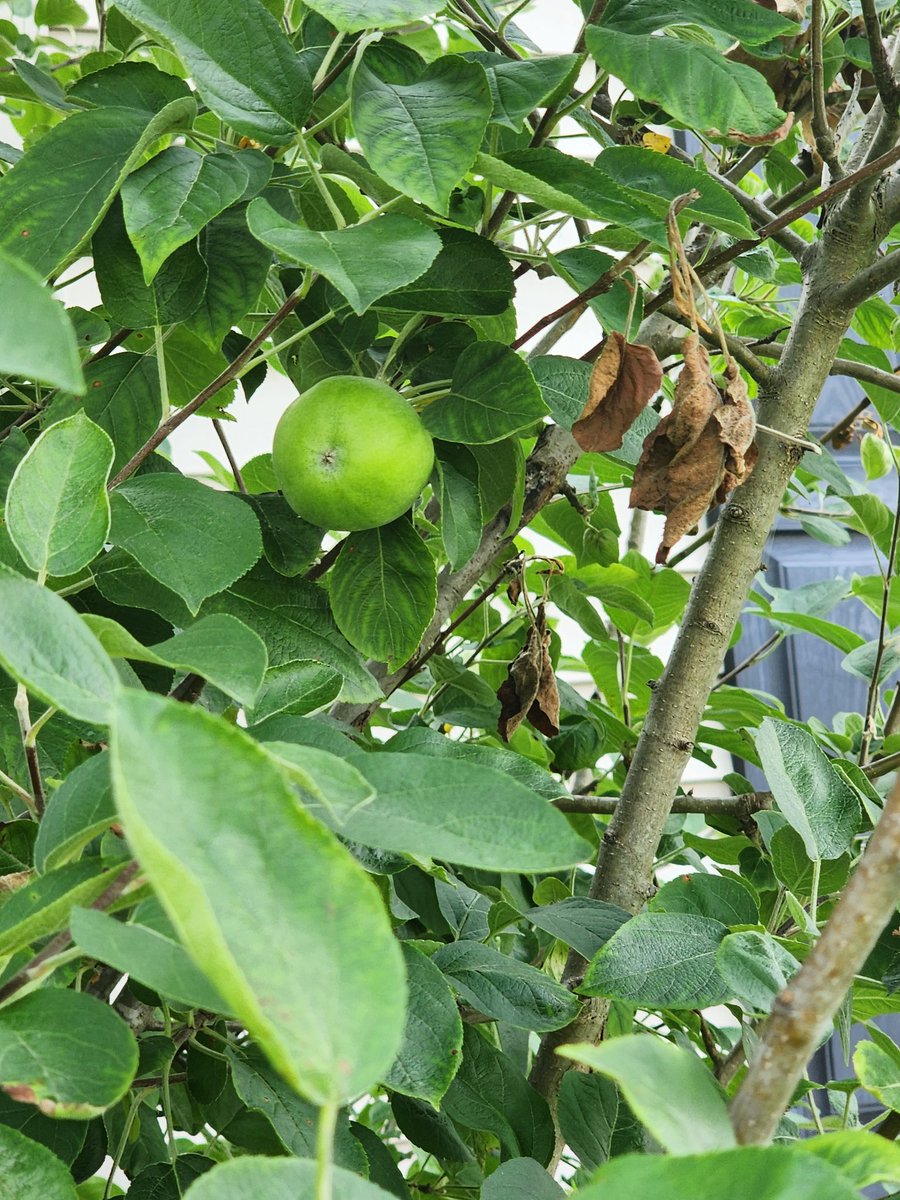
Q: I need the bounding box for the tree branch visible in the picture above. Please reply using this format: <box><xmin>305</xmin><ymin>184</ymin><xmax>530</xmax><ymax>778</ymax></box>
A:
<box><xmin>861</xmin><ymin>0</ymin><xmax>900</xmax><ymax>114</ymax></box>
<box><xmin>837</xmin><ymin>246</ymin><xmax>900</xmax><ymax>308</ymax></box>
<box><xmin>552</xmin><ymin>792</ymin><xmax>772</xmax><ymax>818</ymax></box>
<box><xmin>730</xmin><ymin>772</ymin><xmax>900</xmax><ymax>1143</ymax></box>
<box><xmin>810</xmin><ymin>0</ymin><xmax>842</xmax><ymax>182</ymax></box>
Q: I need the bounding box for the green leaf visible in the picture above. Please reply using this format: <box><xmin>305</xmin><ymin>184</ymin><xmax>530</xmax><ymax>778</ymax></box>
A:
<box><xmin>351</xmin><ymin>56</ymin><xmax>492</xmax><ymax>214</ymax></box>
<box><xmin>183</xmin><ymin>1157</ymin><xmax>396</xmax><ymax>1200</ymax></box>
<box><xmin>432</xmin><ymin>941</ymin><xmax>580</xmax><ymax>1032</ymax></box>
<box><xmin>70</xmin><ymin>906</ymin><xmax>227</xmax><ymax>1012</ymax></box>
<box><xmin>187</xmin><ymin>205</ymin><xmax>273</xmax><ymax>349</ymax></box>
<box><xmin>800</xmin><ymin>1129</ymin><xmax>900</xmax><ymax>1190</ymax></box>
<box><xmin>5</xmin><ymin>414</ymin><xmax>113</xmax><ymax>578</ymax></box>
<box><xmin>842</xmin><ymin>637</ymin><xmax>900</xmax><ymax>685</ymax></box>
<box><xmin>470</xmin><ymin>53</ymin><xmax>579</xmax><ymax>131</ymax></box>
<box><xmin>0</xmin><ymin>990</ymin><xmax>137</xmax><ymax>1118</ymax></box>
<box><xmin>435</xmin><ymin>445</ymin><xmax>483</xmax><ymax>571</ymax></box>
<box><xmin>0</xmin><ymin>860</ymin><xmax>123</xmax><ymax>957</ymax></box>
<box><xmin>0</xmin><ymin>1124</ymin><xmax>79</xmax><ymax>1200</ymax></box>
<box><xmin>529</xmin><ymin>355</ymin><xmax>592</xmax><ymax>429</ymax></box>
<box><xmin>303</xmin><ymin>1</ymin><xmax>444</xmax><ymax>32</ymax></box>
<box><xmin>755</xmin><ymin>718</ymin><xmax>860</xmax><ymax>860</ymax></box>
<box><xmin>576</xmin><ymin>1146</ymin><xmax>860</xmax><ymax>1200</ymax></box>
<box><xmin>854</xmin><ymin>1038</ymin><xmax>900</xmax><ymax>1112</ymax></box>
<box><xmin>560</xmin><ymin>1035</ymin><xmax>735</xmax><ymax>1153</ymax></box>
<box><xmin>0</xmin><ymin>253</ymin><xmax>83</xmax><ymax>392</ymax></box>
<box><xmin>598</xmin><ymin>0</ymin><xmax>799</xmax><ymax>43</ymax></box>
<box><xmin>383</xmin><ymin>228</ymin><xmax>514</xmax><ymax>317</ymax></box>
<box><xmin>85</xmin><ymin>612</ymin><xmax>268</xmax><ymax>708</ymax></box>
<box><xmin>526</xmin><ymin>898</ymin><xmax>631</xmax><ymax>959</ymax></box>
<box><xmin>67</xmin><ymin>60</ymin><xmax>192</xmax><ymax>113</ymax></box>
<box><xmin>770</xmin><ymin>826</ymin><xmax>851</xmax><ymax>895</ymax></box>
<box><xmin>384</xmin><ymin>727</ymin><xmax>565</xmax><ymax>800</ymax></box>
<box><xmin>581</xmin><ymin>912</ymin><xmax>730</xmax><ymax>1008</ymax></box>
<box><xmin>33</xmin><ymin>754</ymin><xmax>115</xmax><ymax>873</ymax></box>
<box><xmin>481</xmin><ymin>1158</ymin><xmax>565</xmax><ymax>1200</ymax></box>
<box><xmin>241</xmin><ymin>494</ymin><xmax>323</xmax><ymax>579</ymax></box>
<box><xmin>861</xmin><ymin>430</ymin><xmax>894</xmax><ymax>480</ymax></box>
<box><xmin>228</xmin><ymin>1046</ymin><xmax>366</xmax><ymax>1170</ymax></box>
<box><xmin>93</xmin><ymin>199</ymin><xmax>208</xmax><ymax>329</ymax></box>
<box><xmin>108</xmin><ymin>474</ymin><xmax>262</xmax><ymax>614</ymax></box>
<box><xmin>649</xmin><ymin>872</ymin><xmax>759</xmax><ymax>925</ymax></box>
<box><xmin>109</xmin><ymin>690</ymin><xmax>406</xmax><ymax>1104</ymax></box>
<box><xmin>46</xmin><ymin>352</ymin><xmax>162</xmax><ymax>474</ymax></box>
<box><xmin>594</xmin><ymin>146</ymin><xmax>754</xmax><ymax>239</ymax></box>
<box><xmin>202</xmin><ymin>569</ymin><xmax>380</xmax><ymax>708</ymax></box>
<box><xmin>585</xmin><ymin>28</ymin><xmax>788</xmax><ymax>142</ymax></box>
<box><xmin>442</xmin><ymin>1026</ymin><xmax>554</xmax><ymax>1165</ymax></box>
<box><xmin>383</xmin><ymin>943</ymin><xmax>463</xmax><ymax>1107</ymax></box>
<box><xmin>114</xmin><ymin>0</ymin><xmax>311</xmax><ymax>144</ymax></box>
<box><xmin>35</xmin><ymin>0</ymin><xmax>89</xmax><ymax>23</ymax></box>
<box><xmin>717</xmin><ymin>931</ymin><xmax>801</xmax><ymax>1014</ymax></box>
<box><xmin>246</xmin><ymin>203</ymin><xmax>441</xmax><ymax>316</ymax></box>
<box><xmin>312</xmin><ymin>751</ymin><xmax>592</xmax><ymax>871</ymax></box>
<box><xmin>558</xmin><ymin>1072</ymin><xmax>632</xmax><ymax>1171</ymax></box>
<box><xmin>0</xmin><ymin>565</ymin><xmax>119</xmax><ymax>724</ymax></box>
<box><xmin>421</xmin><ymin>342</ymin><xmax>547</xmax><ymax>444</ymax></box>
<box><xmin>121</xmin><ymin>147</ymin><xmax>250</xmax><ymax>282</ymax></box>
<box><xmin>329</xmin><ymin>520</ymin><xmax>437</xmax><ymax>670</ymax></box>
<box><xmin>475</xmin><ymin>146</ymin><xmax>663</xmax><ymax>238</ymax></box>
<box><xmin>0</xmin><ymin>98</ymin><xmax>195</xmax><ymax>279</ymax></box>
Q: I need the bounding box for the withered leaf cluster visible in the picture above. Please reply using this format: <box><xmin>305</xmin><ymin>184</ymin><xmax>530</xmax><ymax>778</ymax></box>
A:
<box><xmin>497</xmin><ymin>603</ymin><xmax>560</xmax><ymax>742</ymax></box>
<box><xmin>572</xmin><ymin>331</ymin><xmax>663</xmax><ymax>454</ymax></box>
<box><xmin>630</xmin><ymin>333</ymin><xmax>758</xmax><ymax>564</ymax></box>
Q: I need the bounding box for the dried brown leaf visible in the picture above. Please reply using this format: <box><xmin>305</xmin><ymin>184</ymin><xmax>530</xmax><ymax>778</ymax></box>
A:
<box><xmin>497</xmin><ymin>605</ymin><xmax>560</xmax><ymax>741</ymax></box>
<box><xmin>630</xmin><ymin>335</ymin><xmax>759</xmax><ymax>563</ymax></box>
<box><xmin>572</xmin><ymin>332</ymin><xmax>663</xmax><ymax>453</ymax></box>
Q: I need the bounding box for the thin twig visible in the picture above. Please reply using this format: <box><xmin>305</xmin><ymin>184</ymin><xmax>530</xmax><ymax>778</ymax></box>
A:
<box><xmin>713</xmin><ymin>632</ymin><xmax>782</xmax><ymax>691</ymax></box>
<box><xmin>810</xmin><ymin>0</ymin><xmax>842</xmax><ymax>182</ymax></box>
<box><xmin>108</xmin><ymin>291</ymin><xmax>304</xmax><ymax>488</ymax></box>
<box><xmin>303</xmin><ymin>537</ymin><xmax>347</xmax><ymax>583</ymax></box>
<box><xmin>13</xmin><ymin>686</ymin><xmax>43</xmax><ymax>818</ymax></box>
<box><xmin>820</xmin><ymin>396</ymin><xmax>872</xmax><ymax>446</ymax></box>
<box><xmin>552</xmin><ymin>792</ymin><xmax>772</xmax><ymax>817</ymax></box>
<box><xmin>860</xmin><ymin>0</ymin><xmax>900</xmax><ymax>111</ymax></box>
<box><xmin>859</xmin><ymin>464</ymin><xmax>900</xmax><ymax>766</ymax></box>
<box><xmin>212</xmin><ymin>419</ymin><xmax>247</xmax><ymax>494</ymax></box>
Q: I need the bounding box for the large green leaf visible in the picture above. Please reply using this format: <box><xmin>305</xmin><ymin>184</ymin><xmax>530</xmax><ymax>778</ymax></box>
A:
<box><xmin>121</xmin><ymin>147</ymin><xmax>250</xmax><ymax>282</ymax></box>
<box><xmin>300</xmin><ymin>750</ymin><xmax>591</xmax><ymax>871</ymax></box>
<box><xmin>0</xmin><ymin>1124</ymin><xmax>78</xmax><ymax>1200</ymax></box>
<box><xmin>421</xmin><ymin>342</ymin><xmax>547</xmax><ymax>444</ymax></box>
<box><xmin>433</xmin><ymin>941</ymin><xmax>580</xmax><ymax>1032</ymax></box>
<box><xmin>187</xmin><ymin>205</ymin><xmax>273</xmax><ymax>348</ymax></box>
<box><xmin>648</xmin><ymin>872</ymin><xmax>759</xmax><ymax>925</ymax></box>
<box><xmin>854</xmin><ymin>1036</ymin><xmax>900</xmax><ymax>1113</ymax></box>
<box><xmin>5</xmin><ymin>414</ymin><xmax>113</xmax><ymax>578</ymax></box>
<box><xmin>594</xmin><ymin>146</ymin><xmax>754</xmax><ymax>239</ymax></box>
<box><xmin>585</xmin><ymin>27</ymin><xmax>788</xmax><ymax>142</ymax></box>
<box><xmin>0</xmin><ymin>565</ymin><xmax>119</xmax><ymax>724</ymax></box>
<box><xmin>246</xmin><ymin>202</ymin><xmax>441</xmax><ymax>315</ymax></box>
<box><xmin>33</xmin><ymin>753</ymin><xmax>115</xmax><ymax>873</ymax></box>
<box><xmin>442</xmin><ymin>1026</ymin><xmax>554</xmax><ymax>1165</ymax></box>
<box><xmin>0</xmin><ymin>254</ymin><xmax>83</xmax><ymax>392</ymax></box>
<box><xmin>329</xmin><ymin>519</ymin><xmax>437</xmax><ymax>669</ymax></box>
<box><xmin>184</xmin><ymin>1157</ymin><xmax>395</xmax><ymax>1200</ymax></box>
<box><xmin>525</xmin><ymin>898</ymin><xmax>631</xmax><ymax>960</ymax></box>
<box><xmin>754</xmin><ymin>718</ymin><xmax>860</xmax><ymax>860</ymax></box>
<box><xmin>560</xmin><ymin>1036</ymin><xmax>735</xmax><ymax>1154</ymax></box>
<box><xmin>716</xmin><ymin>931</ymin><xmax>801</xmax><ymax>1015</ymax></box>
<box><xmin>481</xmin><ymin>1158</ymin><xmax>565</xmax><ymax>1200</ymax></box>
<box><xmin>70</xmin><ymin>906</ymin><xmax>228</xmax><ymax>1013</ymax></box>
<box><xmin>114</xmin><ymin>0</ymin><xmax>311</xmax><ymax>144</ymax></box>
<box><xmin>108</xmin><ymin>474</ymin><xmax>262</xmax><ymax>614</ymax></box>
<box><xmin>468</xmin><ymin>52</ymin><xmax>579</xmax><ymax>131</ymax></box>
<box><xmin>581</xmin><ymin>912</ymin><xmax>730</xmax><ymax>1008</ymax></box>
<box><xmin>0</xmin><ymin>990</ymin><xmax>137</xmax><ymax>1118</ymax></box>
<box><xmin>435</xmin><ymin>446</ymin><xmax>482</xmax><ymax>571</ymax></box>
<box><xmin>201</xmin><ymin>569</ymin><xmax>380</xmax><ymax>707</ymax></box>
<box><xmin>576</xmin><ymin>1146</ymin><xmax>861</xmax><ymax>1200</ymax></box>
<box><xmin>84</xmin><ymin>612</ymin><xmax>268</xmax><ymax>708</ymax></box>
<box><xmin>558</xmin><ymin>1073</ymin><xmax>635</xmax><ymax>1171</ymax></box>
<box><xmin>383</xmin><ymin>943</ymin><xmax>463</xmax><ymax>1107</ymax></box>
<box><xmin>303</xmin><ymin>1</ymin><xmax>444</xmax><ymax>31</ymax></box>
<box><xmin>45</xmin><ymin>352</ymin><xmax>162</xmax><ymax>474</ymax></box>
<box><xmin>109</xmin><ymin>690</ymin><xmax>406</xmax><ymax>1104</ymax></box>
<box><xmin>0</xmin><ymin>98</ymin><xmax>195</xmax><ymax>278</ymax></box>
<box><xmin>598</xmin><ymin>0</ymin><xmax>800</xmax><ymax>42</ymax></box>
<box><xmin>801</xmin><ymin>1129</ymin><xmax>900</xmax><ymax>1190</ymax></box>
<box><xmin>351</xmin><ymin>55</ymin><xmax>491</xmax><ymax>213</ymax></box>
<box><xmin>383</xmin><ymin>227</ymin><xmax>514</xmax><ymax>316</ymax></box>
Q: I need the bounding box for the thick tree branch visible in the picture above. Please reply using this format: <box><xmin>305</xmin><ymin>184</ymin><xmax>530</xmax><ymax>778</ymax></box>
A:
<box><xmin>861</xmin><ymin>0</ymin><xmax>900</xmax><ymax>114</ymax></box>
<box><xmin>730</xmin><ymin>773</ymin><xmax>900</xmax><ymax>1143</ymax></box>
<box><xmin>838</xmin><ymin>246</ymin><xmax>900</xmax><ymax>307</ymax></box>
<box><xmin>553</xmin><ymin>792</ymin><xmax>772</xmax><ymax>818</ymax></box>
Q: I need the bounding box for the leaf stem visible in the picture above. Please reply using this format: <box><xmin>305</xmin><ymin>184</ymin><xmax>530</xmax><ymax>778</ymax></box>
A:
<box><xmin>315</xmin><ymin>1103</ymin><xmax>338</xmax><ymax>1200</ymax></box>
<box><xmin>155</xmin><ymin>325</ymin><xmax>170</xmax><ymax>422</ymax></box>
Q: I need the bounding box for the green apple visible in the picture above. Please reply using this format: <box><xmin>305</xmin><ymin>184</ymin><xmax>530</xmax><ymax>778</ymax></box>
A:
<box><xmin>272</xmin><ymin>375</ymin><xmax>435</xmax><ymax>531</ymax></box>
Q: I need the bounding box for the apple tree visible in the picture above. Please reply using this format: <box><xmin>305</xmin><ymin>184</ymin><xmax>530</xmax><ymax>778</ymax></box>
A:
<box><xmin>1</xmin><ymin>0</ymin><xmax>900</xmax><ymax>1197</ymax></box>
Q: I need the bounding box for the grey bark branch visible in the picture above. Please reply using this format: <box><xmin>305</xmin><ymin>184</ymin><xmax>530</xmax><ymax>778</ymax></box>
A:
<box><xmin>553</xmin><ymin>792</ymin><xmax>772</xmax><ymax>817</ymax></box>
<box><xmin>729</xmin><ymin>773</ymin><xmax>900</xmax><ymax>1143</ymax></box>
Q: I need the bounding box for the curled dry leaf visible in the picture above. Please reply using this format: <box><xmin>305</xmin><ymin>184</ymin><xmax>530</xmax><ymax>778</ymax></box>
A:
<box><xmin>497</xmin><ymin>603</ymin><xmax>560</xmax><ymax>742</ymax></box>
<box><xmin>571</xmin><ymin>331</ymin><xmax>663</xmax><ymax>453</ymax></box>
<box><xmin>630</xmin><ymin>334</ymin><xmax>758</xmax><ymax>564</ymax></box>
